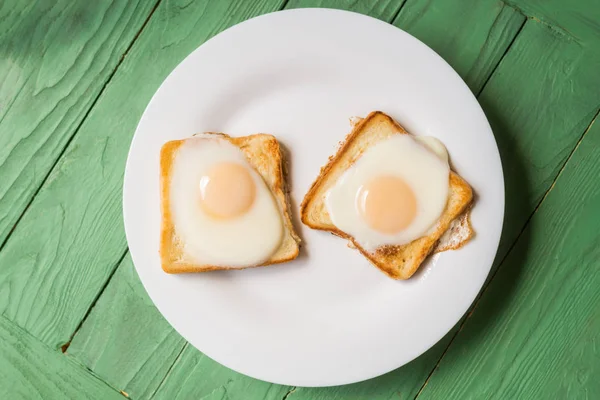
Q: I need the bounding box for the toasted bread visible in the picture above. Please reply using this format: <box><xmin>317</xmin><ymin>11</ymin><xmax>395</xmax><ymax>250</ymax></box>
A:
<box><xmin>433</xmin><ymin>204</ymin><xmax>473</xmax><ymax>253</ymax></box>
<box><xmin>346</xmin><ymin>116</ymin><xmax>474</xmax><ymax>254</ymax></box>
<box><xmin>300</xmin><ymin>111</ymin><xmax>474</xmax><ymax>279</ymax></box>
<box><xmin>160</xmin><ymin>133</ymin><xmax>300</xmax><ymax>273</ymax></box>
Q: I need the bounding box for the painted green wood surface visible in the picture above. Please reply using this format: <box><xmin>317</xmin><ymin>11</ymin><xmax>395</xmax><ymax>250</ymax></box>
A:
<box><xmin>0</xmin><ymin>0</ymin><xmax>158</xmax><ymax>246</ymax></box>
<box><xmin>0</xmin><ymin>0</ymin><xmax>284</xmax><ymax>349</ymax></box>
<box><xmin>0</xmin><ymin>314</ymin><xmax>122</xmax><ymax>399</ymax></box>
<box><xmin>152</xmin><ymin>347</ymin><xmax>292</xmax><ymax>400</ymax></box>
<box><xmin>507</xmin><ymin>0</ymin><xmax>600</xmax><ymax>41</ymax></box>
<box><xmin>67</xmin><ymin>255</ymin><xmax>187</xmax><ymax>400</ymax></box>
<box><xmin>476</xmin><ymin>19</ymin><xmax>600</xmax><ymax>265</ymax></box>
<box><xmin>65</xmin><ymin>1</ymin><xmax>532</xmax><ymax>398</ymax></box>
<box><xmin>394</xmin><ymin>0</ymin><xmax>525</xmax><ymax>94</ymax></box>
<box><xmin>416</xmin><ymin>116</ymin><xmax>600</xmax><ymax>400</ymax></box>
<box><xmin>0</xmin><ymin>0</ymin><xmax>600</xmax><ymax>399</ymax></box>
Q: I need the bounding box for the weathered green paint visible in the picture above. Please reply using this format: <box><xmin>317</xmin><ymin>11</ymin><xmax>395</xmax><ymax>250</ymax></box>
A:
<box><xmin>416</xmin><ymin>115</ymin><xmax>600</xmax><ymax>400</ymax></box>
<box><xmin>0</xmin><ymin>0</ymin><xmax>285</xmax><ymax>349</ymax></box>
<box><xmin>507</xmin><ymin>0</ymin><xmax>600</xmax><ymax>42</ymax></box>
<box><xmin>67</xmin><ymin>255</ymin><xmax>186</xmax><ymax>400</ymax></box>
<box><xmin>1</xmin><ymin>0</ymin><xmax>600</xmax><ymax>398</ymax></box>
<box><xmin>393</xmin><ymin>0</ymin><xmax>525</xmax><ymax>94</ymax></box>
<box><xmin>0</xmin><ymin>0</ymin><xmax>158</xmax><ymax>246</ymax></box>
<box><xmin>477</xmin><ymin>20</ymin><xmax>600</xmax><ymax>263</ymax></box>
<box><xmin>0</xmin><ymin>314</ymin><xmax>122</xmax><ymax>399</ymax></box>
<box><xmin>152</xmin><ymin>347</ymin><xmax>292</xmax><ymax>400</ymax></box>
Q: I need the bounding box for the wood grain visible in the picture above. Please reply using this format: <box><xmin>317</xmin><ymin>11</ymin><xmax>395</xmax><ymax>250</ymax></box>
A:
<box><xmin>415</xmin><ymin>112</ymin><xmax>600</xmax><ymax>400</ymax></box>
<box><xmin>0</xmin><ymin>0</ymin><xmax>285</xmax><ymax>348</ymax></box>
<box><xmin>506</xmin><ymin>0</ymin><xmax>600</xmax><ymax>41</ymax></box>
<box><xmin>67</xmin><ymin>255</ymin><xmax>187</xmax><ymax>400</ymax></box>
<box><xmin>0</xmin><ymin>0</ymin><xmax>158</xmax><ymax>246</ymax></box>
<box><xmin>477</xmin><ymin>20</ymin><xmax>600</xmax><ymax>264</ymax></box>
<box><xmin>0</xmin><ymin>313</ymin><xmax>122</xmax><ymax>399</ymax></box>
<box><xmin>393</xmin><ymin>0</ymin><xmax>525</xmax><ymax>93</ymax></box>
<box><xmin>151</xmin><ymin>347</ymin><xmax>292</xmax><ymax>400</ymax></box>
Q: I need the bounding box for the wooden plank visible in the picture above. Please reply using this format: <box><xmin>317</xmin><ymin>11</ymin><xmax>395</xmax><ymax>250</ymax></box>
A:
<box><xmin>285</xmin><ymin>0</ymin><xmax>405</xmax><ymax>22</ymax></box>
<box><xmin>151</xmin><ymin>347</ymin><xmax>292</xmax><ymax>400</ymax></box>
<box><xmin>0</xmin><ymin>0</ymin><xmax>285</xmax><ymax>348</ymax></box>
<box><xmin>0</xmin><ymin>0</ymin><xmax>158</xmax><ymax>246</ymax></box>
<box><xmin>67</xmin><ymin>255</ymin><xmax>186</xmax><ymax>400</ymax></box>
<box><xmin>415</xmin><ymin>114</ymin><xmax>600</xmax><ymax>399</ymax></box>
<box><xmin>393</xmin><ymin>0</ymin><xmax>525</xmax><ymax>93</ymax></box>
<box><xmin>506</xmin><ymin>0</ymin><xmax>600</xmax><ymax>42</ymax></box>
<box><xmin>0</xmin><ymin>314</ymin><xmax>122</xmax><ymax>399</ymax></box>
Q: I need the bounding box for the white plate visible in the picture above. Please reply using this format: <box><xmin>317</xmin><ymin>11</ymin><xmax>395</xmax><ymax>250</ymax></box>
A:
<box><xmin>124</xmin><ymin>9</ymin><xmax>504</xmax><ymax>387</ymax></box>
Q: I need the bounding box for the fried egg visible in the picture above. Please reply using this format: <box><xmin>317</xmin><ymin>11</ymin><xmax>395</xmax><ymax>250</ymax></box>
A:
<box><xmin>325</xmin><ymin>134</ymin><xmax>450</xmax><ymax>251</ymax></box>
<box><xmin>169</xmin><ymin>136</ymin><xmax>283</xmax><ymax>266</ymax></box>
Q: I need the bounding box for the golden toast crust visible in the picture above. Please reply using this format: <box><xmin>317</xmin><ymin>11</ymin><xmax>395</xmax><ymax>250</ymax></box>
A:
<box><xmin>300</xmin><ymin>111</ymin><xmax>474</xmax><ymax>279</ymax></box>
<box><xmin>160</xmin><ymin>133</ymin><xmax>300</xmax><ymax>273</ymax></box>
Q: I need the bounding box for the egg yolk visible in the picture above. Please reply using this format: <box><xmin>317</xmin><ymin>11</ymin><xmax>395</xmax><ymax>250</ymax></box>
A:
<box><xmin>356</xmin><ymin>175</ymin><xmax>417</xmax><ymax>234</ymax></box>
<box><xmin>199</xmin><ymin>162</ymin><xmax>256</xmax><ymax>219</ymax></box>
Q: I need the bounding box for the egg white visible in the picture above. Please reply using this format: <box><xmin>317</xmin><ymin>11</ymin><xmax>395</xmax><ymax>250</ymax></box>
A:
<box><xmin>169</xmin><ymin>137</ymin><xmax>283</xmax><ymax>267</ymax></box>
<box><xmin>325</xmin><ymin>134</ymin><xmax>450</xmax><ymax>251</ymax></box>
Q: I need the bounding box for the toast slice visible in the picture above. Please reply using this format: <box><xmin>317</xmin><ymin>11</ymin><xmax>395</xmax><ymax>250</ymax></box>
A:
<box><xmin>300</xmin><ymin>111</ymin><xmax>474</xmax><ymax>279</ymax></box>
<box><xmin>160</xmin><ymin>133</ymin><xmax>300</xmax><ymax>273</ymax></box>
<box><xmin>346</xmin><ymin>116</ymin><xmax>474</xmax><ymax>254</ymax></box>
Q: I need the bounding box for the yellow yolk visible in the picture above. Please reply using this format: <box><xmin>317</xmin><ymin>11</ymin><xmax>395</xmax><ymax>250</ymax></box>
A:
<box><xmin>356</xmin><ymin>175</ymin><xmax>417</xmax><ymax>234</ymax></box>
<box><xmin>199</xmin><ymin>162</ymin><xmax>256</xmax><ymax>219</ymax></box>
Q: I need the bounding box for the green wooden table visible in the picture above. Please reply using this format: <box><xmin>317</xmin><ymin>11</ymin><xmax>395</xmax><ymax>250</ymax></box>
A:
<box><xmin>1</xmin><ymin>0</ymin><xmax>599</xmax><ymax>398</ymax></box>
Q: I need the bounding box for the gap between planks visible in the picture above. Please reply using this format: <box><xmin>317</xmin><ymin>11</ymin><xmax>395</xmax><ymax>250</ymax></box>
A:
<box><xmin>281</xmin><ymin>386</ymin><xmax>297</xmax><ymax>400</ymax></box>
<box><xmin>0</xmin><ymin>311</ymin><xmax>128</xmax><ymax>398</ymax></box>
<box><xmin>412</xmin><ymin>106</ymin><xmax>600</xmax><ymax>400</ymax></box>
<box><xmin>474</xmin><ymin>7</ymin><xmax>527</xmax><ymax>97</ymax></box>
<box><xmin>54</xmin><ymin>0</ymin><xmax>164</xmax><ymax>353</ymax></box>
<box><xmin>502</xmin><ymin>0</ymin><xmax>575</xmax><ymax>40</ymax></box>
<box><xmin>0</xmin><ymin>0</ymin><xmax>162</xmax><ymax>255</ymax></box>
<box><xmin>409</xmin><ymin>9</ymin><xmax>526</xmax><ymax>398</ymax></box>
<box><xmin>60</xmin><ymin>248</ymin><xmax>130</xmax><ymax>353</ymax></box>
<box><xmin>147</xmin><ymin>343</ymin><xmax>189</xmax><ymax>400</ymax></box>
<box><xmin>387</xmin><ymin>0</ymin><xmax>409</xmax><ymax>24</ymax></box>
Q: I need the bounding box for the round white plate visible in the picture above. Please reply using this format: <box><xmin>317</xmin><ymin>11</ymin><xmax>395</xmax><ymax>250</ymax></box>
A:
<box><xmin>124</xmin><ymin>9</ymin><xmax>504</xmax><ymax>387</ymax></box>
